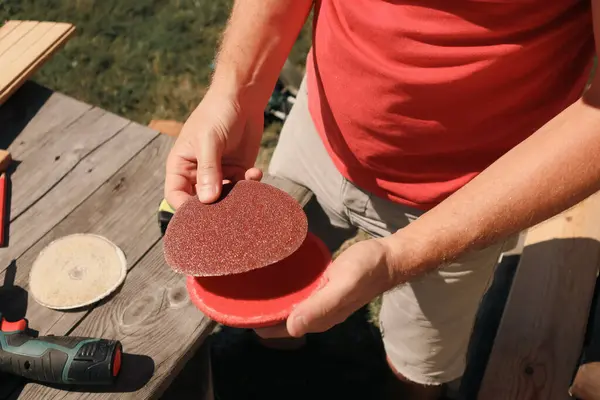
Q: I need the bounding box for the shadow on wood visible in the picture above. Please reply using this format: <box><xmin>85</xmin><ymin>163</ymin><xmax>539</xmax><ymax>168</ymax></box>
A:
<box><xmin>570</xmin><ymin>273</ymin><xmax>600</xmax><ymax>400</ymax></box>
<box><xmin>160</xmin><ymin>337</ymin><xmax>214</xmax><ymax>400</ymax></box>
<box><xmin>0</xmin><ymin>82</ymin><xmax>53</xmax><ymax>150</ymax></box>
<box><xmin>460</xmin><ymin>254</ymin><xmax>521</xmax><ymax>399</ymax></box>
<box><xmin>477</xmin><ymin>237</ymin><xmax>600</xmax><ymax>400</ymax></box>
<box><xmin>0</xmin><ymin>260</ymin><xmax>27</xmax><ymax>322</ymax></box>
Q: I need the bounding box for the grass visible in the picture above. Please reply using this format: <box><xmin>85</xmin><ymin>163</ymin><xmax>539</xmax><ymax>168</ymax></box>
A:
<box><xmin>0</xmin><ymin>0</ymin><xmax>312</xmax><ymax>125</ymax></box>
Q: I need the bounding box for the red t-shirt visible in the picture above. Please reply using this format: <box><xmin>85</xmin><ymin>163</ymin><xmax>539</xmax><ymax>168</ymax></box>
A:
<box><xmin>306</xmin><ymin>0</ymin><xmax>595</xmax><ymax>210</ymax></box>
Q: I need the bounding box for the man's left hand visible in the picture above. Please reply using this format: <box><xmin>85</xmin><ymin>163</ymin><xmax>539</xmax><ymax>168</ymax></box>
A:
<box><xmin>255</xmin><ymin>237</ymin><xmax>404</xmax><ymax>339</ymax></box>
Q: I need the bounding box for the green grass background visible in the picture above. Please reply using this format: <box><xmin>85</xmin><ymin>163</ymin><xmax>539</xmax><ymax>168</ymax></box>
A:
<box><xmin>1</xmin><ymin>0</ymin><xmax>312</xmax><ymax>124</ymax></box>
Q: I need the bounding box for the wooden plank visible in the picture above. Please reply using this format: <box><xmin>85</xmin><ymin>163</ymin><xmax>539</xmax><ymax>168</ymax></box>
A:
<box><xmin>478</xmin><ymin>192</ymin><xmax>600</xmax><ymax>400</ymax></box>
<box><xmin>148</xmin><ymin>120</ymin><xmax>183</xmax><ymax>137</ymax></box>
<box><xmin>0</xmin><ymin>84</ymin><xmax>94</xmax><ymax>223</ymax></box>
<box><xmin>0</xmin><ymin>122</ymin><xmax>159</xmax><ymax>274</ymax></box>
<box><xmin>0</xmin><ymin>23</ymin><xmax>75</xmax><ymax>105</ymax></box>
<box><xmin>0</xmin><ymin>133</ymin><xmax>170</xmax><ymax>400</ymax></box>
<box><xmin>0</xmin><ymin>133</ymin><xmax>172</xmax><ymax>337</ymax></box>
<box><xmin>16</xmin><ymin>241</ymin><xmax>215</xmax><ymax>400</ymax></box>
<box><xmin>0</xmin><ymin>21</ymin><xmax>74</xmax><ymax>105</ymax></box>
<box><xmin>0</xmin><ymin>21</ymin><xmax>38</xmax><ymax>57</ymax></box>
<box><xmin>0</xmin><ymin>22</ymin><xmax>55</xmax><ymax>70</ymax></box>
<box><xmin>0</xmin><ymin>21</ymin><xmax>22</xmax><ymax>41</ymax></box>
<box><xmin>0</xmin><ymin>83</ymin><xmax>92</xmax><ymax>156</ymax></box>
<box><xmin>7</xmin><ymin>107</ymin><xmax>130</xmax><ymax>222</ymax></box>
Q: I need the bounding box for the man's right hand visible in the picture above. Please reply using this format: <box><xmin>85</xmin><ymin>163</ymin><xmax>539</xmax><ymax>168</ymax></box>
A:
<box><xmin>164</xmin><ymin>89</ymin><xmax>264</xmax><ymax>209</ymax></box>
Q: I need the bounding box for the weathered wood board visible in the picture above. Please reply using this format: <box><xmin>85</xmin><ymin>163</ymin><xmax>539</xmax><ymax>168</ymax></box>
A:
<box><xmin>0</xmin><ymin>82</ymin><xmax>218</xmax><ymax>399</ymax></box>
<box><xmin>0</xmin><ymin>21</ymin><xmax>75</xmax><ymax>105</ymax></box>
<box><xmin>0</xmin><ymin>84</ymin><xmax>159</xmax><ymax>276</ymax></box>
<box><xmin>478</xmin><ymin>192</ymin><xmax>600</xmax><ymax>399</ymax></box>
<box><xmin>0</xmin><ymin>135</ymin><xmax>172</xmax><ymax>338</ymax></box>
<box><xmin>16</xmin><ymin>241</ymin><xmax>215</xmax><ymax>400</ymax></box>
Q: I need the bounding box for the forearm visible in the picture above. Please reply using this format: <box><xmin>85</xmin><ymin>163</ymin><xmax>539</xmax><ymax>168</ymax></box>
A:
<box><xmin>385</xmin><ymin>85</ymin><xmax>600</xmax><ymax>280</ymax></box>
<box><xmin>211</xmin><ymin>0</ymin><xmax>312</xmax><ymax>108</ymax></box>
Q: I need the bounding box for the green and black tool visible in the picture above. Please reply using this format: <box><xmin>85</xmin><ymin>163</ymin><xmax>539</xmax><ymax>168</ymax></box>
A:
<box><xmin>0</xmin><ymin>316</ymin><xmax>122</xmax><ymax>385</ymax></box>
<box><xmin>158</xmin><ymin>198</ymin><xmax>175</xmax><ymax>235</ymax></box>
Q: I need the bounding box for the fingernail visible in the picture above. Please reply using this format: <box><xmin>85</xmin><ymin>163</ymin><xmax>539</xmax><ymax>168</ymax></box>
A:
<box><xmin>293</xmin><ymin>315</ymin><xmax>306</xmax><ymax>332</ymax></box>
<box><xmin>198</xmin><ymin>185</ymin><xmax>217</xmax><ymax>201</ymax></box>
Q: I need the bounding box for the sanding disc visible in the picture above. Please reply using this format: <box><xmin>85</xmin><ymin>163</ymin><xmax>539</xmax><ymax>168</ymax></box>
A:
<box><xmin>187</xmin><ymin>232</ymin><xmax>331</xmax><ymax>328</ymax></box>
<box><xmin>29</xmin><ymin>234</ymin><xmax>127</xmax><ymax>310</ymax></box>
<box><xmin>163</xmin><ymin>180</ymin><xmax>308</xmax><ymax>277</ymax></box>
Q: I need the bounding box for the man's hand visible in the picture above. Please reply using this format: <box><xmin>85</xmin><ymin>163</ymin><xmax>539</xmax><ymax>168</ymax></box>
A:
<box><xmin>164</xmin><ymin>90</ymin><xmax>263</xmax><ymax>209</ymax></box>
<box><xmin>256</xmin><ymin>237</ymin><xmax>405</xmax><ymax>339</ymax></box>
<box><xmin>163</xmin><ymin>0</ymin><xmax>312</xmax><ymax>209</ymax></box>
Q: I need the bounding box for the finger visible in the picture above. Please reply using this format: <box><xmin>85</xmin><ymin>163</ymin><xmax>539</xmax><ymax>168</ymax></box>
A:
<box><xmin>253</xmin><ymin>323</ymin><xmax>290</xmax><ymax>339</ymax></box>
<box><xmin>195</xmin><ymin>133</ymin><xmax>224</xmax><ymax>203</ymax></box>
<box><xmin>164</xmin><ymin>172</ymin><xmax>194</xmax><ymax>210</ymax></box>
<box><xmin>286</xmin><ymin>275</ymin><xmax>355</xmax><ymax>337</ymax></box>
<box><xmin>165</xmin><ymin>148</ymin><xmax>196</xmax><ymax>209</ymax></box>
<box><xmin>245</xmin><ymin>167</ymin><xmax>263</xmax><ymax>181</ymax></box>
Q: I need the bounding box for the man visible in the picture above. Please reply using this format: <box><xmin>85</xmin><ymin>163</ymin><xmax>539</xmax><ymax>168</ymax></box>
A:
<box><xmin>164</xmin><ymin>1</ymin><xmax>600</xmax><ymax>398</ymax></box>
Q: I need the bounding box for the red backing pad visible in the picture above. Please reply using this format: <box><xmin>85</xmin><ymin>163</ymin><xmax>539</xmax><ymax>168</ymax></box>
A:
<box><xmin>187</xmin><ymin>232</ymin><xmax>331</xmax><ymax>328</ymax></box>
<box><xmin>163</xmin><ymin>180</ymin><xmax>308</xmax><ymax>276</ymax></box>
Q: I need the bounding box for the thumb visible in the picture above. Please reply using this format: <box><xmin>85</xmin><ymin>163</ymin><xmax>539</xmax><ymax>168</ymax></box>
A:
<box><xmin>195</xmin><ymin>132</ymin><xmax>224</xmax><ymax>203</ymax></box>
<box><xmin>286</xmin><ymin>275</ymin><xmax>354</xmax><ymax>337</ymax></box>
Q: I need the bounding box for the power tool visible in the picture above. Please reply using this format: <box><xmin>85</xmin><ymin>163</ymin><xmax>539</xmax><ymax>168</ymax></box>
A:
<box><xmin>0</xmin><ymin>258</ymin><xmax>123</xmax><ymax>386</ymax></box>
<box><xmin>158</xmin><ymin>198</ymin><xmax>175</xmax><ymax>235</ymax></box>
<box><xmin>0</xmin><ymin>314</ymin><xmax>122</xmax><ymax>385</ymax></box>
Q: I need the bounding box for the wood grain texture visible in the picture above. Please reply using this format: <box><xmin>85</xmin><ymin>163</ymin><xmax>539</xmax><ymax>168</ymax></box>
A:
<box><xmin>0</xmin><ymin>27</ymin><xmax>74</xmax><ymax>106</ymax></box>
<box><xmin>1</xmin><ymin>84</ymin><xmax>215</xmax><ymax>399</ymax></box>
<box><xmin>0</xmin><ymin>83</ymin><xmax>92</xmax><ymax>157</ymax></box>
<box><xmin>0</xmin><ymin>84</ymin><xmax>97</xmax><ymax>220</ymax></box>
<box><xmin>0</xmin><ymin>134</ymin><xmax>172</xmax><ymax>338</ymax></box>
<box><xmin>17</xmin><ymin>241</ymin><xmax>215</xmax><ymax>400</ymax></box>
<box><xmin>0</xmin><ymin>122</ymin><xmax>158</xmax><ymax>274</ymax></box>
<box><xmin>0</xmin><ymin>21</ymin><xmax>23</xmax><ymax>41</ymax></box>
<box><xmin>478</xmin><ymin>192</ymin><xmax>600</xmax><ymax>400</ymax></box>
<box><xmin>3</xmin><ymin>135</ymin><xmax>183</xmax><ymax>400</ymax></box>
<box><xmin>0</xmin><ymin>21</ymin><xmax>39</xmax><ymax>56</ymax></box>
<box><xmin>0</xmin><ymin>21</ymin><xmax>75</xmax><ymax>105</ymax></box>
<box><xmin>8</xmin><ymin>107</ymin><xmax>129</xmax><ymax>220</ymax></box>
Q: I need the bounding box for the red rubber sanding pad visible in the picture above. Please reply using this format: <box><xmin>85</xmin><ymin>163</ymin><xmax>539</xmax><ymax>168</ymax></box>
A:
<box><xmin>187</xmin><ymin>232</ymin><xmax>331</xmax><ymax>328</ymax></box>
<box><xmin>163</xmin><ymin>180</ymin><xmax>308</xmax><ymax>276</ymax></box>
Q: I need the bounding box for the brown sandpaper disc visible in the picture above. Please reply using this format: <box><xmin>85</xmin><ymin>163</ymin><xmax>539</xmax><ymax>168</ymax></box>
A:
<box><xmin>29</xmin><ymin>234</ymin><xmax>127</xmax><ymax>310</ymax></box>
<box><xmin>163</xmin><ymin>180</ymin><xmax>308</xmax><ymax>277</ymax></box>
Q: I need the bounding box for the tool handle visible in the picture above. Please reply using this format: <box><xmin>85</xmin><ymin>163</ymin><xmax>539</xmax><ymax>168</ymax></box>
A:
<box><xmin>0</xmin><ymin>318</ymin><xmax>122</xmax><ymax>385</ymax></box>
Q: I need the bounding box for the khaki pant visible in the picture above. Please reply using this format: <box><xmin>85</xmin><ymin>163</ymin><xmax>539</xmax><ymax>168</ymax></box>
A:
<box><xmin>268</xmin><ymin>77</ymin><xmax>517</xmax><ymax>385</ymax></box>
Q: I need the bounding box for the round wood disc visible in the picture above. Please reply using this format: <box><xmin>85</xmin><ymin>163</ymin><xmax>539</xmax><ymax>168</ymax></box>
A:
<box><xmin>29</xmin><ymin>234</ymin><xmax>127</xmax><ymax>310</ymax></box>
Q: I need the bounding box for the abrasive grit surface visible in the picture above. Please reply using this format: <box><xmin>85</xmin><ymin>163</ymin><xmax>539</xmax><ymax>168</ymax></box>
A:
<box><xmin>163</xmin><ymin>180</ymin><xmax>308</xmax><ymax>276</ymax></box>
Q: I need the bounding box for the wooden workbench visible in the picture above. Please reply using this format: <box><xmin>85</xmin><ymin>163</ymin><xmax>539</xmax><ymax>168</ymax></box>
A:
<box><xmin>0</xmin><ymin>81</ymin><xmax>215</xmax><ymax>399</ymax></box>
